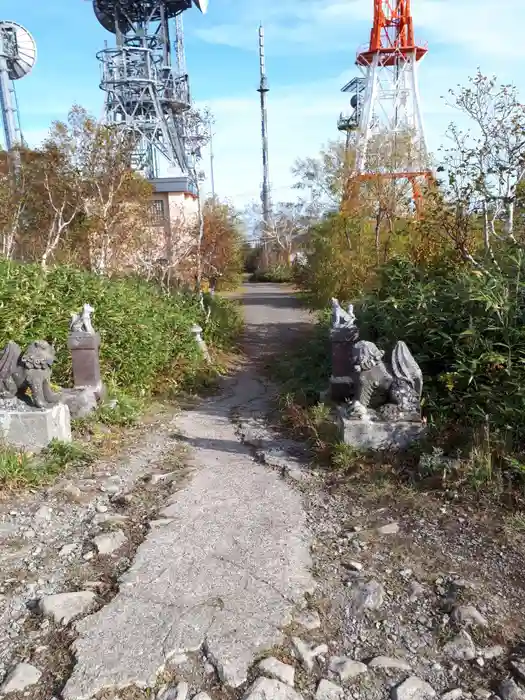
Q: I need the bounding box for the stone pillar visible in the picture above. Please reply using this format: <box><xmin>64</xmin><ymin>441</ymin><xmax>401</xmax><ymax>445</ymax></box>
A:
<box><xmin>329</xmin><ymin>325</ymin><xmax>359</xmax><ymax>401</ymax></box>
<box><xmin>67</xmin><ymin>332</ymin><xmax>103</xmax><ymax>397</ymax></box>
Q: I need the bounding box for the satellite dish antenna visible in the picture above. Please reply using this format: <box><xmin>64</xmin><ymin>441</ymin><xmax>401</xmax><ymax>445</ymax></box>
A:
<box><xmin>0</xmin><ymin>21</ymin><xmax>37</xmax><ymax>152</ymax></box>
<box><xmin>0</xmin><ymin>21</ymin><xmax>37</xmax><ymax>79</ymax></box>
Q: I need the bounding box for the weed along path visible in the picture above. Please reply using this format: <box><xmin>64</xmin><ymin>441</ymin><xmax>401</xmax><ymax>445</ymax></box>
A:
<box><xmin>62</xmin><ymin>283</ymin><xmax>318</xmax><ymax>699</ymax></box>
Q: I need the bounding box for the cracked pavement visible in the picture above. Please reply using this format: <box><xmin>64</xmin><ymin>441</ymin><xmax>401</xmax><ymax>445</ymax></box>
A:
<box><xmin>63</xmin><ymin>284</ymin><xmax>316</xmax><ymax>700</ymax></box>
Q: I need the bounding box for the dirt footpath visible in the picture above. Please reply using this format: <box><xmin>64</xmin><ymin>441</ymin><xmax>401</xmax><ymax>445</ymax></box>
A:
<box><xmin>0</xmin><ymin>283</ymin><xmax>524</xmax><ymax>700</ymax></box>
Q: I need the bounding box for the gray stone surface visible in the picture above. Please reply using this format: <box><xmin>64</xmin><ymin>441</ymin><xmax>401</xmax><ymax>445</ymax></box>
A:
<box><xmin>392</xmin><ymin>676</ymin><xmax>437</xmax><ymax>700</ymax></box>
<box><xmin>62</xmin><ymin>387</ymin><xmax>100</xmax><ymax>419</ymax></box>
<box><xmin>243</xmin><ymin>677</ymin><xmax>304</xmax><ymax>700</ymax></box>
<box><xmin>450</xmin><ymin>605</ymin><xmax>488</xmax><ymax>628</ymax></box>
<box><xmin>443</xmin><ymin>631</ymin><xmax>476</xmax><ymax>661</ymax></box>
<box><xmin>337</xmin><ymin>409</ymin><xmax>425</xmax><ymax>451</ymax></box>
<box><xmin>0</xmin><ymin>662</ymin><xmax>42</xmax><ymax>692</ymax></box>
<box><xmin>293</xmin><ymin>638</ymin><xmax>328</xmax><ymax>672</ymax></box>
<box><xmin>63</xmin><ymin>292</ymin><xmax>315</xmax><ymax>699</ymax></box>
<box><xmin>377</xmin><ymin>522</ymin><xmax>400</xmax><ymax>535</ymax></box>
<box><xmin>499</xmin><ymin>679</ymin><xmax>525</xmax><ymax>700</ymax></box>
<box><xmin>347</xmin><ymin>580</ymin><xmax>385</xmax><ymax>614</ymax></box>
<box><xmin>316</xmin><ymin>679</ymin><xmax>344</xmax><ymax>700</ymax></box>
<box><xmin>368</xmin><ymin>656</ymin><xmax>411</xmax><ymax>671</ymax></box>
<box><xmin>511</xmin><ymin>660</ymin><xmax>525</xmax><ymax>683</ymax></box>
<box><xmin>39</xmin><ymin>591</ymin><xmax>96</xmax><ymax>625</ymax></box>
<box><xmin>329</xmin><ymin>656</ymin><xmax>368</xmax><ymax>681</ymax></box>
<box><xmin>93</xmin><ymin>530</ymin><xmax>127</xmax><ymax>555</ymax></box>
<box><xmin>441</xmin><ymin>691</ymin><xmax>463</xmax><ymax>700</ymax></box>
<box><xmin>294</xmin><ymin>609</ymin><xmax>321</xmax><ymax>630</ymax></box>
<box><xmin>259</xmin><ymin>657</ymin><xmax>295</xmax><ymax>686</ymax></box>
<box><xmin>0</xmin><ymin>401</ymin><xmax>71</xmax><ymax>450</ymax></box>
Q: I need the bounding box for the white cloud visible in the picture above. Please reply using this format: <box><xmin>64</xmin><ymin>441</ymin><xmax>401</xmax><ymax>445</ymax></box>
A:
<box><xmin>195</xmin><ymin>61</ymin><xmax>484</xmax><ymax>208</ymax></box>
<box><xmin>12</xmin><ymin>0</ymin><xmax>524</xmax><ymax>217</ymax></box>
<box><xmin>416</xmin><ymin>0</ymin><xmax>525</xmax><ymax>59</ymax></box>
<box><xmin>193</xmin><ymin>0</ymin><xmax>525</xmax><ymax>209</ymax></box>
<box><xmin>194</xmin><ymin>0</ymin><xmax>524</xmax><ymax>59</ymax></box>
<box><xmin>196</xmin><ymin>73</ymin><xmax>352</xmax><ymax>205</ymax></box>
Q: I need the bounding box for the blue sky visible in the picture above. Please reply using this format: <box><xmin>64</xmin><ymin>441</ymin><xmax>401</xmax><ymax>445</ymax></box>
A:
<box><xmin>2</xmin><ymin>0</ymin><xmax>524</xmax><ymax>208</ymax></box>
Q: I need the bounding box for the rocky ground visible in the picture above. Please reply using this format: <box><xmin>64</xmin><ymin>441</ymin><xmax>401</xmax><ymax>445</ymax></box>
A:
<box><xmin>0</xmin><ymin>284</ymin><xmax>524</xmax><ymax>700</ymax></box>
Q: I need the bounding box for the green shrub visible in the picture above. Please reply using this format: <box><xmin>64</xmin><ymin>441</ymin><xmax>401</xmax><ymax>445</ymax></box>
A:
<box><xmin>0</xmin><ymin>260</ymin><xmax>242</xmax><ymax>398</ymax></box>
<box><xmin>250</xmin><ymin>265</ymin><xmax>294</xmax><ymax>283</ymax></box>
<box><xmin>356</xmin><ymin>249</ymin><xmax>525</xmax><ymax>467</ymax></box>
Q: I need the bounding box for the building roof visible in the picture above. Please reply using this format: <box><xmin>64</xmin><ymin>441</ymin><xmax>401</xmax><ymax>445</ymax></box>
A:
<box><xmin>150</xmin><ymin>176</ymin><xmax>198</xmax><ymax>197</ymax></box>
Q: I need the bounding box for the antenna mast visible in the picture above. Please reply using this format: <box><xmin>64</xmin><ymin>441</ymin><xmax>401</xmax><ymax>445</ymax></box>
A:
<box><xmin>341</xmin><ymin>0</ymin><xmax>432</xmax><ymax>213</ymax></box>
<box><xmin>257</xmin><ymin>24</ymin><xmax>271</xmax><ymax>259</ymax></box>
<box><xmin>92</xmin><ymin>0</ymin><xmax>208</xmax><ymax>179</ymax></box>
<box><xmin>209</xmin><ymin>117</ymin><xmax>215</xmax><ymax>199</ymax></box>
<box><xmin>0</xmin><ymin>21</ymin><xmax>36</xmax><ymax>170</ymax></box>
<box><xmin>0</xmin><ymin>33</ymin><xmax>17</xmax><ymax>151</ymax></box>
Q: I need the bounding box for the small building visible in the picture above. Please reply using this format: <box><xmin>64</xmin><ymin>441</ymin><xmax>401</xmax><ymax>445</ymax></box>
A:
<box><xmin>146</xmin><ymin>176</ymin><xmax>199</xmax><ymax>277</ymax></box>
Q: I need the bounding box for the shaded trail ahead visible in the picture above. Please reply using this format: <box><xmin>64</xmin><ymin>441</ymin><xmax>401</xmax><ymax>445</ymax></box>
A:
<box><xmin>63</xmin><ymin>284</ymin><xmax>316</xmax><ymax>699</ymax></box>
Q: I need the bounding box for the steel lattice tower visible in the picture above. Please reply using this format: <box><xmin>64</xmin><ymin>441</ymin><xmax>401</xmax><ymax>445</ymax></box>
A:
<box><xmin>92</xmin><ymin>0</ymin><xmax>207</xmax><ymax>179</ymax></box>
<box><xmin>342</xmin><ymin>0</ymin><xmax>432</xmax><ymax>211</ymax></box>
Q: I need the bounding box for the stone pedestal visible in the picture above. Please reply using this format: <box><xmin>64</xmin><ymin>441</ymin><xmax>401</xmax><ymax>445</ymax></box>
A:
<box><xmin>68</xmin><ymin>332</ymin><xmax>102</xmax><ymax>393</ymax></box>
<box><xmin>336</xmin><ymin>406</ymin><xmax>425</xmax><ymax>451</ymax></box>
<box><xmin>0</xmin><ymin>402</ymin><xmax>71</xmax><ymax>450</ymax></box>
<box><xmin>329</xmin><ymin>326</ymin><xmax>359</xmax><ymax>401</ymax></box>
<box><xmin>66</xmin><ymin>332</ymin><xmax>104</xmax><ymax>418</ymax></box>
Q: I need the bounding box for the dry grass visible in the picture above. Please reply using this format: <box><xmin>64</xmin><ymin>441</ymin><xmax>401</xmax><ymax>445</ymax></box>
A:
<box><xmin>0</xmin><ymin>440</ymin><xmax>94</xmax><ymax>493</ymax></box>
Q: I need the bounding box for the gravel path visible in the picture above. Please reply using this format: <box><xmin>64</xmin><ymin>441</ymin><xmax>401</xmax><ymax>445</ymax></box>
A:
<box><xmin>63</xmin><ymin>283</ymin><xmax>317</xmax><ymax>699</ymax></box>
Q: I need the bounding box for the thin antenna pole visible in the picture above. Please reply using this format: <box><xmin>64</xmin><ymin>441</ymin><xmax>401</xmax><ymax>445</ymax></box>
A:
<box><xmin>257</xmin><ymin>23</ymin><xmax>271</xmax><ymax>267</ymax></box>
<box><xmin>209</xmin><ymin>118</ymin><xmax>215</xmax><ymax>200</ymax></box>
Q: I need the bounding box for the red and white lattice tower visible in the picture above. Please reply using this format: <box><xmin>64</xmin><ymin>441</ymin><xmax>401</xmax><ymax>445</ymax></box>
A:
<box><xmin>342</xmin><ymin>0</ymin><xmax>432</xmax><ymax>210</ymax></box>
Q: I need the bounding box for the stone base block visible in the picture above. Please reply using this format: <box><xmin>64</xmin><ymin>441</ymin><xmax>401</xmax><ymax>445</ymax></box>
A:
<box><xmin>329</xmin><ymin>376</ymin><xmax>353</xmax><ymax>402</ymax></box>
<box><xmin>62</xmin><ymin>386</ymin><xmax>104</xmax><ymax>420</ymax></box>
<box><xmin>337</xmin><ymin>407</ymin><xmax>425</xmax><ymax>451</ymax></box>
<box><xmin>0</xmin><ymin>403</ymin><xmax>71</xmax><ymax>451</ymax></box>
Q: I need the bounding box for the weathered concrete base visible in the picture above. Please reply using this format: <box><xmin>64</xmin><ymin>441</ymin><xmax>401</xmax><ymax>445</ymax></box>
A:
<box><xmin>62</xmin><ymin>385</ymin><xmax>105</xmax><ymax>420</ymax></box>
<box><xmin>0</xmin><ymin>402</ymin><xmax>71</xmax><ymax>450</ymax></box>
<box><xmin>337</xmin><ymin>407</ymin><xmax>425</xmax><ymax>451</ymax></box>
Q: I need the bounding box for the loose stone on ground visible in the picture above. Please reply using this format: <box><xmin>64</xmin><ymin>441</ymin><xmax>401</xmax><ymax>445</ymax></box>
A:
<box><xmin>0</xmin><ymin>662</ymin><xmax>42</xmax><ymax>693</ymax></box>
<box><xmin>38</xmin><ymin>590</ymin><xmax>97</xmax><ymax>625</ymax></box>
<box><xmin>392</xmin><ymin>676</ymin><xmax>437</xmax><ymax>700</ymax></box>
<box><xmin>293</xmin><ymin>638</ymin><xmax>328</xmax><ymax>672</ymax></box>
<box><xmin>315</xmin><ymin>679</ymin><xmax>343</xmax><ymax>700</ymax></box>
<box><xmin>329</xmin><ymin>656</ymin><xmax>368</xmax><ymax>681</ymax></box>
<box><xmin>368</xmin><ymin>656</ymin><xmax>411</xmax><ymax>671</ymax></box>
<box><xmin>244</xmin><ymin>677</ymin><xmax>304</xmax><ymax>700</ymax></box>
<box><xmin>258</xmin><ymin>657</ymin><xmax>296</xmax><ymax>686</ymax></box>
<box><xmin>93</xmin><ymin>529</ymin><xmax>127</xmax><ymax>555</ymax></box>
<box><xmin>443</xmin><ymin>631</ymin><xmax>477</xmax><ymax>661</ymax></box>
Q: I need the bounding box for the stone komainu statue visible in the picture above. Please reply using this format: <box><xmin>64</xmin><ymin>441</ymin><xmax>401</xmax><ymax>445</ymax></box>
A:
<box><xmin>348</xmin><ymin>339</ymin><xmax>423</xmax><ymax>421</ymax></box>
<box><xmin>0</xmin><ymin>340</ymin><xmax>62</xmax><ymax>409</ymax></box>
<box><xmin>330</xmin><ymin>298</ymin><xmax>356</xmax><ymax>329</ymax></box>
<box><xmin>69</xmin><ymin>303</ymin><xmax>95</xmax><ymax>334</ymax></box>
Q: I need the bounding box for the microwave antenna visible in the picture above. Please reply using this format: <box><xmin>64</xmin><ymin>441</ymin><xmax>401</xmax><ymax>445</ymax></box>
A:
<box><xmin>0</xmin><ymin>20</ymin><xmax>36</xmax><ymax>152</ymax></box>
